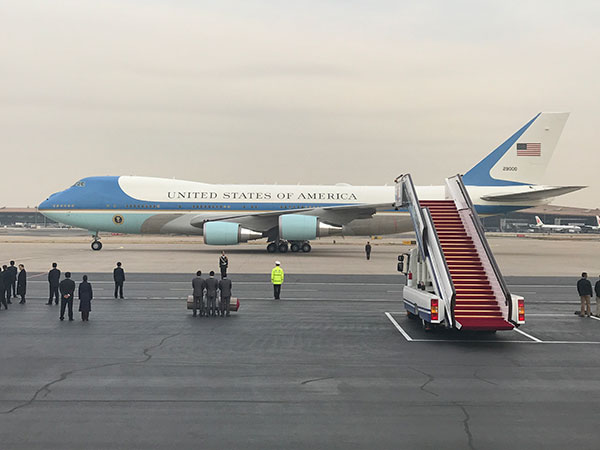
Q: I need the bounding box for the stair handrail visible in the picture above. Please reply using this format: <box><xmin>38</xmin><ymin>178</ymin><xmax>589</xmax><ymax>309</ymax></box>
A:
<box><xmin>446</xmin><ymin>175</ymin><xmax>513</xmax><ymax>318</ymax></box>
<box><xmin>395</xmin><ymin>174</ymin><xmax>425</xmax><ymax>260</ymax></box>
<box><xmin>395</xmin><ymin>174</ymin><xmax>455</xmax><ymax>327</ymax></box>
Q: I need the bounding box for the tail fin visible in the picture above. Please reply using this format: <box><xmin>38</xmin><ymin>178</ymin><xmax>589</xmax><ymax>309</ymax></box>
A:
<box><xmin>463</xmin><ymin>112</ymin><xmax>569</xmax><ymax>186</ymax></box>
<box><xmin>535</xmin><ymin>216</ymin><xmax>544</xmax><ymax>226</ymax></box>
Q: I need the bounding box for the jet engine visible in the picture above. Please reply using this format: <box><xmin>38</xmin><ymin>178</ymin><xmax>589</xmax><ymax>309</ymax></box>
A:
<box><xmin>203</xmin><ymin>222</ymin><xmax>262</xmax><ymax>245</ymax></box>
<box><xmin>278</xmin><ymin>214</ymin><xmax>342</xmax><ymax>241</ymax></box>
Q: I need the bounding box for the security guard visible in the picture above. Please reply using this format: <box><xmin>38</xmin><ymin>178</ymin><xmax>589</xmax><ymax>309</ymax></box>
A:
<box><xmin>271</xmin><ymin>261</ymin><xmax>284</xmax><ymax>300</ymax></box>
<box><xmin>192</xmin><ymin>270</ymin><xmax>206</xmax><ymax>317</ymax></box>
<box><xmin>219</xmin><ymin>251</ymin><xmax>229</xmax><ymax>278</ymax></box>
<box><xmin>205</xmin><ymin>271</ymin><xmax>219</xmax><ymax>316</ymax></box>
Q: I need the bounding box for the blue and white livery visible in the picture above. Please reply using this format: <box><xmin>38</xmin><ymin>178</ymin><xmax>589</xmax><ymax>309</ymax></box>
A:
<box><xmin>38</xmin><ymin>112</ymin><xmax>583</xmax><ymax>252</ymax></box>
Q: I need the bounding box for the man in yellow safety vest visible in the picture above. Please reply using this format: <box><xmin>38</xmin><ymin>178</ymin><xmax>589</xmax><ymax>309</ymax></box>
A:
<box><xmin>271</xmin><ymin>261</ymin><xmax>284</xmax><ymax>300</ymax></box>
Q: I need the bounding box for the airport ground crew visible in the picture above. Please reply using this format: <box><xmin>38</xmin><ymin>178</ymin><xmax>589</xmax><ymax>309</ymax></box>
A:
<box><xmin>205</xmin><ymin>271</ymin><xmax>219</xmax><ymax>316</ymax></box>
<box><xmin>595</xmin><ymin>276</ymin><xmax>600</xmax><ymax>317</ymax></box>
<box><xmin>219</xmin><ymin>275</ymin><xmax>232</xmax><ymax>317</ymax></box>
<box><xmin>577</xmin><ymin>272</ymin><xmax>593</xmax><ymax>317</ymax></box>
<box><xmin>17</xmin><ymin>264</ymin><xmax>26</xmax><ymax>304</ymax></box>
<box><xmin>0</xmin><ymin>266</ymin><xmax>7</xmax><ymax>310</ymax></box>
<box><xmin>113</xmin><ymin>262</ymin><xmax>125</xmax><ymax>299</ymax></box>
<box><xmin>271</xmin><ymin>261</ymin><xmax>284</xmax><ymax>300</ymax></box>
<box><xmin>78</xmin><ymin>275</ymin><xmax>93</xmax><ymax>321</ymax></box>
<box><xmin>59</xmin><ymin>272</ymin><xmax>76</xmax><ymax>321</ymax></box>
<box><xmin>48</xmin><ymin>262</ymin><xmax>61</xmax><ymax>305</ymax></box>
<box><xmin>365</xmin><ymin>242</ymin><xmax>372</xmax><ymax>260</ymax></box>
<box><xmin>8</xmin><ymin>260</ymin><xmax>17</xmax><ymax>298</ymax></box>
<box><xmin>219</xmin><ymin>251</ymin><xmax>229</xmax><ymax>278</ymax></box>
<box><xmin>2</xmin><ymin>265</ymin><xmax>12</xmax><ymax>304</ymax></box>
<box><xmin>192</xmin><ymin>271</ymin><xmax>206</xmax><ymax>317</ymax></box>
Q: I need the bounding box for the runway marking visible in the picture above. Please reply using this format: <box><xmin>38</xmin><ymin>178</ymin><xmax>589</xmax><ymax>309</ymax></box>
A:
<box><xmin>410</xmin><ymin>339</ymin><xmax>600</xmax><ymax>344</ymax></box>
<box><xmin>513</xmin><ymin>328</ymin><xmax>542</xmax><ymax>342</ymax></box>
<box><xmin>27</xmin><ymin>281</ymin><xmax>400</xmax><ymax>286</ymax></box>
<box><xmin>384</xmin><ymin>312</ymin><xmax>413</xmax><ymax>341</ymax></box>
<box><xmin>589</xmin><ymin>315</ymin><xmax>600</xmax><ymax>322</ymax></box>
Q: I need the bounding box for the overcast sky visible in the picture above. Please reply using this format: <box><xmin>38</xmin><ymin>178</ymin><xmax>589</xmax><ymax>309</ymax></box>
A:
<box><xmin>1</xmin><ymin>0</ymin><xmax>598</xmax><ymax>207</ymax></box>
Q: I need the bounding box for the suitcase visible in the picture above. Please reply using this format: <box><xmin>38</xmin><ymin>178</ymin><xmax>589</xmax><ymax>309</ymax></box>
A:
<box><xmin>186</xmin><ymin>295</ymin><xmax>195</xmax><ymax>310</ymax></box>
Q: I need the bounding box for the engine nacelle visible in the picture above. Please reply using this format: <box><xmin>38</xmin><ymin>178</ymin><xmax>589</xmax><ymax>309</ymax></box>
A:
<box><xmin>203</xmin><ymin>222</ymin><xmax>262</xmax><ymax>245</ymax></box>
<box><xmin>279</xmin><ymin>214</ymin><xmax>342</xmax><ymax>241</ymax></box>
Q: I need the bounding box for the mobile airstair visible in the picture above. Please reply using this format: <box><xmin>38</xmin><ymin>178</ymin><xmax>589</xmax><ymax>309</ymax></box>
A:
<box><xmin>395</xmin><ymin>174</ymin><xmax>524</xmax><ymax>331</ymax></box>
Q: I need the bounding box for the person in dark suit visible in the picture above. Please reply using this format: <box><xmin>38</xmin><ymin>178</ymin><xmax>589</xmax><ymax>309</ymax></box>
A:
<box><xmin>59</xmin><ymin>272</ymin><xmax>76</xmax><ymax>321</ymax></box>
<box><xmin>205</xmin><ymin>271</ymin><xmax>219</xmax><ymax>317</ymax></box>
<box><xmin>365</xmin><ymin>242</ymin><xmax>372</xmax><ymax>260</ymax></box>
<box><xmin>0</xmin><ymin>266</ymin><xmax>7</xmax><ymax>310</ymax></box>
<box><xmin>48</xmin><ymin>262</ymin><xmax>61</xmax><ymax>305</ymax></box>
<box><xmin>2</xmin><ymin>265</ymin><xmax>12</xmax><ymax>304</ymax></box>
<box><xmin>8</xmin><ymin>261</ymin><xmax>17</xmax><ymax>298</ymax></box>
<box><xmin>113</xmin><ymin>262</ymin><xmax>125</xmax><ymax>299</ymax></box>
<box><xmin>219</xmin><ymin>251</ymin><xmax>229</xmax><ymax>278</ymax></box>
<box><xmin>218</xmin><ymin>275</ymin><xmax>232</xmax><ymax>317</ymax></box>
<box><xmin>192</xmin><ymin>270</ymin><xmax>206</xmax><ymax>317</ymax></box>
<box><xmin>78</xmin><ymin>275</ymin><xmax>93</xmax><ymax>321</ymax></box>
<box><xmin>17</xmin><ymin>264</ymin><xmax>26</xmax><ymax>304</ymax></box>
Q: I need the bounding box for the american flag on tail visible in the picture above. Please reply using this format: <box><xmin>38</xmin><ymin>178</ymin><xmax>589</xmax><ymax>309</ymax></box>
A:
<box><xmin>516</xmin><ymin>143</ymin><xmax>541</xmax><ymax>156</ymax></box>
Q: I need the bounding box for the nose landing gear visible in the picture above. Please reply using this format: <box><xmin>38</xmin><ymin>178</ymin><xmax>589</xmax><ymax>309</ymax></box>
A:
<box><xmin>91</xmin><ymin>232</ymin><xmax>102</xmax><ymax>251</ymax></box>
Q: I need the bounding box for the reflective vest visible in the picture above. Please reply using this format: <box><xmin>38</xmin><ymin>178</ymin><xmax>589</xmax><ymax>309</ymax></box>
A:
<box><xmin>271</xmin><ymin>267</ymin><xmax>284</xmax><ymax>285</ymax></box>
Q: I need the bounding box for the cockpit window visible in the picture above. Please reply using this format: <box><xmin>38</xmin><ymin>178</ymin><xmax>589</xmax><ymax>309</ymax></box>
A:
<box><xmin>73</xmin><ymin>181</ymin><xmax>86</xmax><ymax>187</ymax></box>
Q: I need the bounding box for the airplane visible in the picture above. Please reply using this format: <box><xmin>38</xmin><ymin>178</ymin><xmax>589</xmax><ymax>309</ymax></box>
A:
<box><xmin>532</xmin><ymin>216</ymin><xmax>582</xmax><ymax>233</ymax></box>
<box><xmin>581</xmin><ymin>216</ymin><xmax>600</xmax><ymax>233</ymax></box>
<box><xmin>38</xmin><ymin>112</ymin><xmax>584</xmax><ymax>252</ymax></box>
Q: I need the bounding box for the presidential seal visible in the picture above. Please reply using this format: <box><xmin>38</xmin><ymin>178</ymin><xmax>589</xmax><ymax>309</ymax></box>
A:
<box><xmin>113</xmin><ymin>214</ymin><xmax>124</xmax><ymax>225</ymax></box>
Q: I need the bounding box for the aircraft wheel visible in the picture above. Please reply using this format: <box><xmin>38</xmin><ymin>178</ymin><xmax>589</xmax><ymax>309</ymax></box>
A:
<box><xmin>278</xmin><ymin>242</ymin><xmax>289</xmax><ymax>253</ymax></box>
<box><xmin>290</xmin><ymin>243</ymin><xmax>300</xmax><ymax>252</ymax></box>
<box><xmin>267</xmin><ymin>242</ymin><xmax>277</xmax><ymax>253</ymax></box>
<box><xmin>91</xmin><ymin>241</ymin><xmax>103</xmax><ymax>251</ymax></box>
<box><xmin>301</xmin><ymin>243</ymin><xmax>312</xmax><ymax>253</ymax></box>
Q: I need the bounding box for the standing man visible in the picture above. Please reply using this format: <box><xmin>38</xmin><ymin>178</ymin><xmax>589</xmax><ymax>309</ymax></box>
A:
<box><xmin>365</xmin><ymin>241</ymin><xmax>372</xmax><ymax>260</ymax></box>
<box><xmin>59</xmin><ymin>272</ymin><xmax>76</xmax><ymax>321</ymax></box>
<box><xmin>219</xmin><ymin>251</ymin><xmax>229</xmax><ymax>279</ymax></box>
<box><xmin>48</xmin><ymin>262</ymin><xmax>61</xmax><ymax>305</ymax></box>
<box><xmin>595</xmin><ymin>275</ymin><xmax>600</xmax><ymax>318</ymax></box>
<box><xmin>113</xmin><ymin>262</ymin><xmax>125</xmax><ymax>299</ymax></box>
<box><xmin>577</xmin><ymin>272</ymin><xmax>593</xmax><ymax>318</ymax></box>
<box><xmin>2</xmin><ymin>265</ymin><xmax>12</xmax><ymax>304</ymax></box>
<box><xmin>17</xmin><ymin>264</ymin><xmax>26</xmax><ymax>304</ymax></box>
<box><xmin>192</xmin><ymin>271</ymin><xmax>206</xmax><ymax>317</ymax></box>
<box><xmin>219</xmin><ymin>275</ymin><xmax>232</xmax><ymax>317</ymax></box>
<box><xmin>8</xmin><ymin>261</ymin><xmax>17</xmax><ymax>299</ymax></box>
<box><xmin>0</xmin><ymin>266</ymin><xmax>7</xmax><ymax>309</ymax></box>
<box><xmin>205</xmin><ymin>271</ymin><xmax>219</xmax><ymax>317</ymax></box>
<box><xmin>271</xmin><ymin>261</ymin><xmax>284</xmax><ymax>300</ymax></box>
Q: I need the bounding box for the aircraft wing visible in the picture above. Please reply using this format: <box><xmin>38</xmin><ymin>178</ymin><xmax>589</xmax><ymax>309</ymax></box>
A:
<box><xmin>189</xmin><ymin>202</ymin><xmax>394</xmax><ymax>231</ymax></box>
<box><xmin>480</xmin><ymin>186</ymin><xmax>585</xmax><ymax>202</ymax></box>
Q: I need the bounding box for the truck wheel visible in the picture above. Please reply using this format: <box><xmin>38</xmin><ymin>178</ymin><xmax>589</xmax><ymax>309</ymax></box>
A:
<box><xmin>91</xmin><ymin>241</ymin><xmax>103</xmax><ymax>251</ymax></box>
<box><xmin>301</xmin><ymin>243</ymin><xmax>311</xmax><ymax>253</ymax></box>
<box><xmin>290</xmin><ymin>243</ymin><xmax>300</xmax><ymax>252</ymax></box>
<box><xmin>278</xmin><ymin>242</ymin><xmax>289</xmax><ymax>253</ymax></box>
<box><xmin>267</xmin><ymin>242</ymin><xmax>277</xmax><ymax>253</ymax></box>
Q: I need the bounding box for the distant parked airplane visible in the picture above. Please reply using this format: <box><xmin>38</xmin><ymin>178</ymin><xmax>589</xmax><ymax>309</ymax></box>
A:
<box><xmin>533</xmin><ymin>216</ymin><xmax>581</xmax><ymax>233</ymax></box>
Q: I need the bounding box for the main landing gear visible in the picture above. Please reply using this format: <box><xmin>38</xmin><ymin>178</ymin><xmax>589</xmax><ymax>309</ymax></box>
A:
<box><xmin>266</xmin><ymin>240</ymin><xmax>312</xmax><ymax>253</ymax></box>
<box><xmin>91</xmin><ymin>232</ymin><xmax>103</xmax><ymax>251</ymax></box>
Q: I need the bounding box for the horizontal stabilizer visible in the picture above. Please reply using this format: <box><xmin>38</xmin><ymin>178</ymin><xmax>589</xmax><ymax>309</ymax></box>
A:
<box><xmin>480</xmin><ymin>186</ymin><xmax>585</xmax><ymax>202</ymax></box>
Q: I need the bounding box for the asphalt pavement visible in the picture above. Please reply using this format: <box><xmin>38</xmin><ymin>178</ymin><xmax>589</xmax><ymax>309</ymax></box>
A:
<box><xmin>1</xmin><ymin>273</ymin><xmax>598</xmax><ymax>449</ymax></box>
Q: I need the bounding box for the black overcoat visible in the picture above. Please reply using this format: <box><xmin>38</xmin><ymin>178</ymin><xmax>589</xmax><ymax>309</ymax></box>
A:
<box><xmin>78</xmin><ymin>281</ymin><xmax>93</xmax><ymax>312</ymax></box>
<box><xmin>17</xmin><ymin>269</ymin><xmax>26</xmax><ymax>295</ymax></box>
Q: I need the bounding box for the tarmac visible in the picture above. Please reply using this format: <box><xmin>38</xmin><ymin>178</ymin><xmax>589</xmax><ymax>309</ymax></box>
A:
<box><xmin>1</xmin><ymin>236</ymin><xmax>600</xmax><ymax>449</ymax></box>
